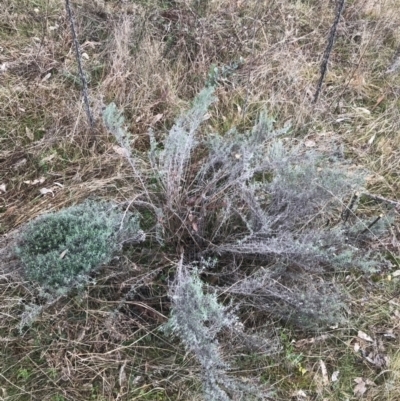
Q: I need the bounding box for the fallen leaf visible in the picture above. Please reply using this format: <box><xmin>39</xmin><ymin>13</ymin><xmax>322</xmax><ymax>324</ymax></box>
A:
<box><xmin>59</xmin><ymin>249</ymin><xmax>68</xmax><ymax>259</ymax></box>
<box><xmin>41</xmin><ymin>72</ymin><xmax>51</xmax><ymax>82</ymax></box>
<box><xmin>25</xmin><ymin>127</ymin><xmax>34</xmax><ymax>140</ymax></box>
<box><xmin>81</xmin><ymin>52</ymin><xmax>89</xmax><ymax>60</ymax></box>
<box><xmin>13</xmin><ymin>159</ymin><xmax>27</xmax><ymax>169</ymax></box>
<box><xmin>113</xmin><ymin>145</ymin><xmax>128</xmax><ymax>157</ymax></box>
<box><xmin>24</xmin><ymin>177</ymin><xmax>45</xmax><ymax>185</ymax></box>
<box><xmin>383</xmin><ymin>331</ymin><xmax>396</xmax><ymax>339</ymax></box>
<box><xmin>392</xmin><ymin>270</ymin><xmax>400</xmax><ymax>277</ymax></box>
<box><xmin>41</xmin><ymin>154</ymin><xmax>55</xmax><ymax>163</ymax></box>
<box><xmin>354</xmin><ymin>107</ymin><xmax>371</xmax><ymax>115</ymax></box>
<box><xmin>39</xmin><ymin>188</ymin><xmax>54</xmax><ymax>197</ymax></box>
<box><xmin>0</xmin><ymin>184</ymin><xmax>6</xmax><ymax>193</ymax></box>
<box><xmin>365</xmin><ymin>352</ymin><xmax>388</xmax><ymax>368</ymax></box>
<box><xmin>320</xmin><ymin>360</ymin><xmax>329</xmax><ymax>386</ymax></box>
<box><xmin>294</xmin><ymin>335</ymin><xmax>330</xmax><ymax>348</ymax></box>
<box><xmin>295</xmin><ymin>338</ymin><xmax>312</xmax><ymax>347</ymax></box>
<box><xmin>119</xmin><ymin>360</ymin><xmax>127</xmax><ymax>388</ymax></box>
<box><xmin>151</xmin><ymin>113</ymin><xmax>163</xmax><ymax>125</ymax></box>
<box><xmin>331</xmin><ymin>371</ymin><xmax>339</xmax><ymax>382</ymax></box>
<box><xmin>294</xmin><ymin>389</ymin><xmax>307</xmax><ymax>398</ymax></box>
<box><xmin>367</xmin><ymin>133</ymin><xmax>376</xmax><ymax>145</ymax></box>
<box><xmin>372</xmin><ymin>94</ymin><xmax>385</xmax><ymax>111</ymax></box>
<box><xmin>353</xmin><ymin>378</ymin><xmax>367</xmax><ymax>397</ymax></box>
<box><xmin>354</xmin><ymin>342</ymin><xmax>360</xmax><ymax>352</ymax></box>
<box><xmin>357</xmin><ymin>330</ymin><xmax>373</xmax><ymax>342</ymax></box>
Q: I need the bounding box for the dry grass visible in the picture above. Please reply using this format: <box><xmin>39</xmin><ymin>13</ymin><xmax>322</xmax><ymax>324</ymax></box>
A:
<box><xmin>1</xmin><ymin>0</ymin><xmax>400</xmax><ymax>399</ymax></box>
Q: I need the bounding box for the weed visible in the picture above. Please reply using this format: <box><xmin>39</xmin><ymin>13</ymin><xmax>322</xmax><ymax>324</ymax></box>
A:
<box><xmin>17</xmin><ymin>368</ymin><xmax>30</xmax><ymax>381</ymax></box>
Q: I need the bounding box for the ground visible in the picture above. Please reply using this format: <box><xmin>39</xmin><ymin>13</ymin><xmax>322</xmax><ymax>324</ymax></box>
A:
<box><xmin>1</xmin><ymin>0</ymin><xmax>400</xmax><ymax>400</ymax></box>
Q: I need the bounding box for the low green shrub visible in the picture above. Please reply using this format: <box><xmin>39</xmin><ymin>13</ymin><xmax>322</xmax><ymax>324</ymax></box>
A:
<box><xmin>15</xmin><ymin>199</ymin><xmax>143</xmax><ymax>295</ymax></box>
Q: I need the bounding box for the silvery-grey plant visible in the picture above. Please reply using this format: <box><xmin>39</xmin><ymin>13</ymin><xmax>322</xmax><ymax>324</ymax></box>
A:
<box><xmin>163</xmin><ymin>258</ymin><xmax>264</xmax><ymax>401</ymax></box>
<box><xmin>103</xmin><ymin>85</ymin><xmax>386</xmax><ymax>331</ymax></box>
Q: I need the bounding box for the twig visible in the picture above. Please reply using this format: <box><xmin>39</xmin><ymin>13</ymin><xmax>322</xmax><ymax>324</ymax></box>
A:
<box><xmin>313</xmin><ymin>0</ymin><xmax>345</xmax><ymax>103</ymax></box>
<box><xmin>361</xmin><ymin>214</ymin><xmax>383</xmax><ymax>234</ymax></box>
<box><xmin>341</xmin><ymin>191</ymin><xmax>359</xmax><ymax>223</ymax></box>
<box><xmin>65</xmin><ymin>0</ymin><xmax>94</xmax><ymax>128</ymax></box>
<box><xmin>361</xmin><ymin>192</ymin><xmax>400</xmax><ymax>210</ymax></box>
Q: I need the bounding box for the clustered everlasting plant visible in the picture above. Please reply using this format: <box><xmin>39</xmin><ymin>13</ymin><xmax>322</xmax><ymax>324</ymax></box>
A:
<box><xmin>101</xmin><ymin>85</ymin><xmax>389</xmax><ymax>399</ymax></box>
<box><xmin>15</xmin><ymin>199</ymin><xmax>144</xmax><ymax>296</ymax></box>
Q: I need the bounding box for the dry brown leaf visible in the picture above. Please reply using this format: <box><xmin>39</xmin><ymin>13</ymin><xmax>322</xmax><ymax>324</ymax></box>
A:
<box><xmin>319</xmin><ymin>360</ymin><xmax>329</xmax><ymax>386</ymax></box>
<box><xmin>372</xmin><ymin>94</ymin><xmax>385</xmax><ymax>110</ymax></box>
<box><xmin>24</xmin><ymin>177</ymin><xmax>45</xmax><ymax>185</ymax></box>
<box><xmin>353</xmin><ymin>378</ymin><xmax>367</xmax><ymax>397</ymax></box>
<box><xmin>357</xmin><ymin>330</ymin><xmax>373</xmax><ymax>342</ymax></box>
<box><xmin>365</xmin><ymin>352</ymin><xmax>388</xmax><ymax>368</ymax></box>
<box><xmin>13</xmin><ymin>159</ymin><xmax>27</xmax><ymax>169</ymax></box>
<box><xmin>59</xmin><ymin>249</ymin><xmax>68</xmax><ymax>259</ymax></box>
<box><xmin>367</xmin><ymin>133</ymin><xmax>376</xmax><ymax>145</ymax></box>
<box><xmin>304</xmin><ymin>140</ymin><xmax>316</xmax><ymax>147</ymax></box>
<box><xmin>382</xmin><ymin>330</ymin><xmax>396</xmax><ymax>339</ymax></box>
<box><xmin>331</xmin><ymin>371</ymin><xmax>339</xmax><ymax>382</ymax></box>
<box><xmin>113</xmin><ymin>145</ymin><xmax>128</xmax><ymax>157</ymax></box>
<box><xmin>119</xmin><ymin>361</ymin><xmax>127</xmax><ymax>388</ymax></box>
<box><xmin>292</xmin><ymin>389</ymin><xmax>307</xmax><ymax>399</ymax></box>
<box><xmin>151</xmin><ymin>113</ymin><xmax>163</xmax><ymax>125</ymax></box>
<box><xmin>39</xmin><ymin>188</ymin><xmax>54</xmax><ymax>197</ymax></box>
<box><xmin>25</xmin><ymin>127</ymin><xmax>34</xmax><ymax>141</ymax></box>
<box><xmin>41</xmin><ymin>72</ymin><xmax>51</xmax><ymax>82</ymax></box>
<box><xmin>41</xmin><ymin>154</ymin><xmax>56</xmax><ymax>163</ymax></box>
<box><xmin>294</xmin><ymin>335</ymin><xmax>330</xmax><ymax>348</ymax></box>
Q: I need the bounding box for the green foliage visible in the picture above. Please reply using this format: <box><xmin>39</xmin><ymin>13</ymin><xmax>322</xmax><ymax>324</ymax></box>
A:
<box><xmin>205</xmin><ymin>57</ymin><xmax>245</xmax><ymax>87</ymax></box>
<box><xmin>17</xmin><ymin>368</ymin><xmax>30</xmax><ymax>381</ymax></box>
<box><xmin>15</xmin><ymin>200</ymin><xmax>143</xmax><ymax>295</ymax></box>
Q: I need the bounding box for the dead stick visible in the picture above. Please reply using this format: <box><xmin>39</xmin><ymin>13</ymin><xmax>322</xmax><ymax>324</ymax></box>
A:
<box><xmin>361</xmin><ymin>192</ymin><xmax>400</xmax><ymax>210</ymax></box>
<box><xmin>65</xmin><ymin>0</ymin><xmax>94</xmax><ymax>128</ymax></box>
<box><xmin>313</xmin><ymin>0</ymin><xmax>345</xmax><ymax>103</ymax></box>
